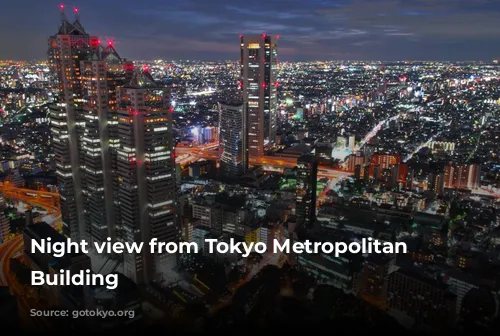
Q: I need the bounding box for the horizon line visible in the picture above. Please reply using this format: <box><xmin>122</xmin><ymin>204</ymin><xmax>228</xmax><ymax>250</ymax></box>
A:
<box><xmin>0</xmin><ymin>58</ymin><xmax>498</xmax><ymax>63</ymax></box>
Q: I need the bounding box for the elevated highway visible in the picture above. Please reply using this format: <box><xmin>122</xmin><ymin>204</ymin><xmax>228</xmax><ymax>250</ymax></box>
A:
<box><xmin>0</xmin><ymin>184</ymin><xmax>61</xmax><ymax>286</ymax></box>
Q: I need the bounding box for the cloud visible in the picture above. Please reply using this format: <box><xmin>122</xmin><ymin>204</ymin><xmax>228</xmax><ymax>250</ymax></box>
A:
<box><xmin>1</xmin><ymin>0</ymin><xmax>500</xmax><ymax>60</ymax></box>
<box><xmin>316</xmin><ymin>0</ymin><xmax>500</xmax><ymax>39</ymax></box>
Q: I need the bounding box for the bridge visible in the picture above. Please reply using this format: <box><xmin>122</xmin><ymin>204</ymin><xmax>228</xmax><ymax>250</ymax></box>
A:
<box><xmin>0</xmin><ymin>183</ymin><xmax>62</xmax><ymax>329</ymax></box>
<box><xmin>0</xmin><ymin>184</ymin><xmax>61</xmax><ymax>286</ymax></box>
<box><xmin>0</xmin><ymin>184</ymin><xmax>60</xmax><ymax>209</ymax></box>
<box><xmin>175</xmin><ymin>142</ymin><xmax>351</xmax><ymax>178</ymax></box>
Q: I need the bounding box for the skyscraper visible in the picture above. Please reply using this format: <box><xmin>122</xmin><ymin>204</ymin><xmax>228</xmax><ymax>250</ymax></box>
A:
<box><xmin>240</xmin><ymin>34</ymin><xmax>278</xmax><ymax>158</ymax></box>
<box><xmin>49</xmin><ymin>6</ymin><xmax>134</xmax><ymax>243</ymax></box>
<box><xmin>79</xmin><ymin>42</ymin><xmax>133</xmax><ymax>244</ymax></box>
<box><xmin>296</xmin><ymin>154</ymin><xmax>318</xmax><ymax>227</ymax></box>
<box><xmin>48</xmin><ymin>5</ymin><xmax>100</xmax><ymax>240</ymax></box>
<box><xmin>0</xmin><ymin>192</ymin><xmax>10</xmax><ymax>243</ymax></box>
<box><xmin>218</xmin><ymin>101</ymin><xmax>247</xmax><ymax>177</ymax></box>
<box><xmin>116</xmin><ymin>69</ymin><xmax>176</xmax><ymax>283</ymax></box>
<box><xmin>48</xmin><ymin>7</ymin><xmax>177</xmax><ymax>284</ymax></box>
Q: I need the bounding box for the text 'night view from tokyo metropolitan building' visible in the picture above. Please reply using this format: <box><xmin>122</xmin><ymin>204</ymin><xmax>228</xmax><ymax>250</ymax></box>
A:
<box><xmin>0</xmin><ymin>0</ymin><xmax>499</xmax><ymax>334</ymax></box>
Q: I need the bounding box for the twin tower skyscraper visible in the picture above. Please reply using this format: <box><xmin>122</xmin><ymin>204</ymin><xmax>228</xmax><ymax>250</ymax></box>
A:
<box><xmin>48</xmin><ymin>6</ymin><xmax>280</xmax><ymax>283</ymax></box>
<box><xmin>48</xmin><ymin>6</ymin><xmax>176</xmax><ymax>284</ymax></box>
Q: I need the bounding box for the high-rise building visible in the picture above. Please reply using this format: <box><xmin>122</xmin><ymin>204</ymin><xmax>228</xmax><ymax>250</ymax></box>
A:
<box><xmin>444</xmin><ymin>164</ymin><xmax>481</xmax><ymax>190</ymax></box>
<box><xmin>48</xmin><ymin>7</ymin><xmax>177</xmax><ymax>284</ymax></box>
<box><xmin>218</xmin><ymin>101</ymin><xmax>247</xmax><ymax>177</ymax></box>
<box><xmin>373</xmin><ymin>165</ymin><xmax>381</xmax><ymax>181</ymax></box>
<box><xmin>370</xmin><ymin>153</ymin><xmax>400</xmax><ymax>167</ymax></box>
<box><xmin>48</xmin><ymin>7</ymin><xmax>134</xmax><ymax>243</ymax></box>
<box><xmin>0</xmin><ymin>192</ymin><xmax>10</xmax><ymax>243</ymax></box>
<box><xmin>348</xmin><ymin>135</ymin><xmax>356</xmax><ymax>151</ymax></box>
<box><xmin>296</xmin><ymin>154</ymin><xmax>318</xmax><ymax>227</ymax></box>
<box><xmin>354</xmin><ymin>164</ymin><xmax>361</xmax><ymax>181</ymax></box>
<box><xmin>360</xmin><ymin>254</ymin><xmax>395</xmax><ymax>309</ymax></box>
<box><xmin>116</xmin><ymin>69</ymin><xmax>176</xmax><ymax>284</ymax></box>
<box><xmin>363</xmin><ymin>165</ymin><xmax>370</xmax><ymax>183</ymax></box>
<box><xmin>23</xmin><ymin>222</ymin><xmax>92</xmax><ymax>308</ymax></box>
<box><xmin>240</xmin><ymin>34</ymin><xmax>278</xmax><ymax>157</ymax></box>
<box><xmin>48</xmin><ymin>5</ymin><xmax>100</xmax><ymax>240</ymax></box>
<box><xmin>429</xmin><ymin>172</ymin><xmax>445</xmax><ymax>195</ymax></box>
<box><xmin>79</xmin><ymin>42</ymin><xmax>133</xmax><ymax>244</ymax></box>
<box><xmin>391</xmin><ymin>164</ymin><xmax>400</xmax><ymax>189</ymax></box>
<box><xmin>387</xmin><ymin>268</ymin><xmax>456</xmax><ymax>328</ymax></box>
<box><xmin>347</xmin><ymin>152</ymin><xmax>365</xmax><ymax>172</ymax></box>
<box><xmin>405</xmin><ymin>167</ymin><xmax>414</xmax><ymax>190</ymax></box>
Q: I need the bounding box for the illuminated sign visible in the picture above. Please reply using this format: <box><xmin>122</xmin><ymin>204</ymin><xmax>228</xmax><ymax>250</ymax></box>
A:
<box><xmin>247</xmin><ymin>43</ymin><xmax>260</xmax><ymax>49</ymax></box>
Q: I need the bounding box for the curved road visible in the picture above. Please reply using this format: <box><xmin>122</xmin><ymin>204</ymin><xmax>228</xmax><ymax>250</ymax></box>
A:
<box><xmin>0</xmin><ymin>186</ymin><xmax>61</xmax><ymax>287</ymax></box>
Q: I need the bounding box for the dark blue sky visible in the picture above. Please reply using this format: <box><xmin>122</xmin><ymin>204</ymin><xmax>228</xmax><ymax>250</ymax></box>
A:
<box><xmin>1</xmin><ymin>0</ymin><xmax>500</xmax><ymax>61</ymax></box>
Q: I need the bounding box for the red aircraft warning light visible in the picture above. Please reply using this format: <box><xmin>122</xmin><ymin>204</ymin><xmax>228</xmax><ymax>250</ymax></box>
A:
<box><xmin>262</xmin><ymin>33</ymin><xmax>267</xmax><ymax>38</ymax></box>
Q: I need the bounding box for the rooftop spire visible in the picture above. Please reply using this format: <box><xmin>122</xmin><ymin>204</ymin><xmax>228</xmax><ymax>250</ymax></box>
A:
<box><xmin>73</xmin><ymin>6</ymin><xmax>80</xmax><ymax>21</ymax></box>
<box><xmin>59</xmin><ymin>4</ymin><xmax>66</xmax><ymax>22</ymax></box>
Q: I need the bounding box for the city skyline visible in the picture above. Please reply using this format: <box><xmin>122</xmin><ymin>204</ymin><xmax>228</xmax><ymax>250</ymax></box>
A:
<box><xmin>1</xmin><ymin>0</ymin><xmax>500</xmax><ymax>61</ymax></box>
<box><xmin>1</xmin><ymin>1</ymin><xmax>500</xmax><ymax>333</ymax></box>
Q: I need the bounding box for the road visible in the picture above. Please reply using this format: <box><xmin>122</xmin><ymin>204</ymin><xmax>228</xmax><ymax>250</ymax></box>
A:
<box><xmin>358</xmin><ymin>114</ymin><xmax>401</xmax><ymax>150</ymax></box>
<box><xmin>175</xmin><ymin>143</ymin><xmax>219</xmax><ymax>168</ymax></box>
<box><xmin>175</xmin><ymin>114</ymin><xmax>404</xmax><ymax>176</ymax></box>
<box><xmin>0</xmin><ymin>184</ymin><xmax>60</xmax><ymax>330</ymax></box>
<box><xmin>0</xmin><ymin>184</ymin><xmax>61</xmax><ymax>287</ymax></box>
<box><xmin>245</xmin><ymin>250</ymin><xmax>286</xmax><ymax>282</ymax></box>
<box><xmin>0</xmin><ymin>235</ymin><xmax>23</xmax><ymax>286</ymax></box>
<box><xmin>175</xmin><ymin>142</ymin><xmax>351</xmax><ymax>178</ymax></box>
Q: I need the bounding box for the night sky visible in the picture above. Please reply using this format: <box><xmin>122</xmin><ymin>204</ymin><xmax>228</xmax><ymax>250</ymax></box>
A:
<box><xmin>1</xmin><ymin>0</ymin><xmax>499</xmax><ymax>61</ymax></box>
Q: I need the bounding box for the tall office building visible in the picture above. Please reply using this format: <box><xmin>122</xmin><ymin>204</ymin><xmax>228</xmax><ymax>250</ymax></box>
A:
<box><xmin>296</xmin><ymin>154</ymin><xmax>318</xmax><ymax>227</ymax></box>
<box><xmin>48</xmin><ymin>8</ymin><xmax>177</xmax><ymax>284</ymax></box>
<box><xmin>116</xmin><ymin>68</ymin><xmax>176</xmax><ymax>284</ymax></box>
<box><xmin>240</xmin><ymin>34</ymin><xmax>278</xmax><ymax>157</ymax></box>
<box><xmin>79</xmin><ymin>42</ymin><xmax>133</xmax><ymax>244</ymax></box>
<box><xmin>48</xmin><ymin>6</ymin><xmax>100</xmax><ymax>240</ymax></box>
<box><xmin>0</xmin><ymin>192</ymin><xmax>10</xmax><ymax>243</ymax></box>
<box><xmin>49</xmin><ymin>7</ymin><xmax>134</xmax><ymax>243</ymax></box>
<box><xmin>218</xmin><ymin>101</ymin><xmax>247</xmax><ymax>177</ymax></box>
<box><xmin>429</xmin><ymin>172</ymin><xmax>445</xmax><ymax>195</ymax></box>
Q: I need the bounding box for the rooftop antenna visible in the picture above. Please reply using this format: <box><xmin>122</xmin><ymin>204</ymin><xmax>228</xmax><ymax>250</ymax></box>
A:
<box><xmin>59</xmin><ymin>4</ymin><xmax>67</xmax><ymax>22</ymax></box>
<box><xmin>73</xmin><ymin>6</ymin><xmax>80</xmax><ymax>21</ymax></box>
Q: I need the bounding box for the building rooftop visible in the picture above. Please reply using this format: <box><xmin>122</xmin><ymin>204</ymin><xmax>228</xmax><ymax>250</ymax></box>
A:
<box><xmin>25</xmin><ymin>221</ymin><xmax>64</xmax><ymax>243</ymax></box>
<box><xmin>284</xmin><ymin>145</ymin><xmax>312</xmax><ymax>156</ymax></box>
<box><xmin>218</xmin><ymin>100</ymin><xmax>243</xmax><ymax>107</ymax></box>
